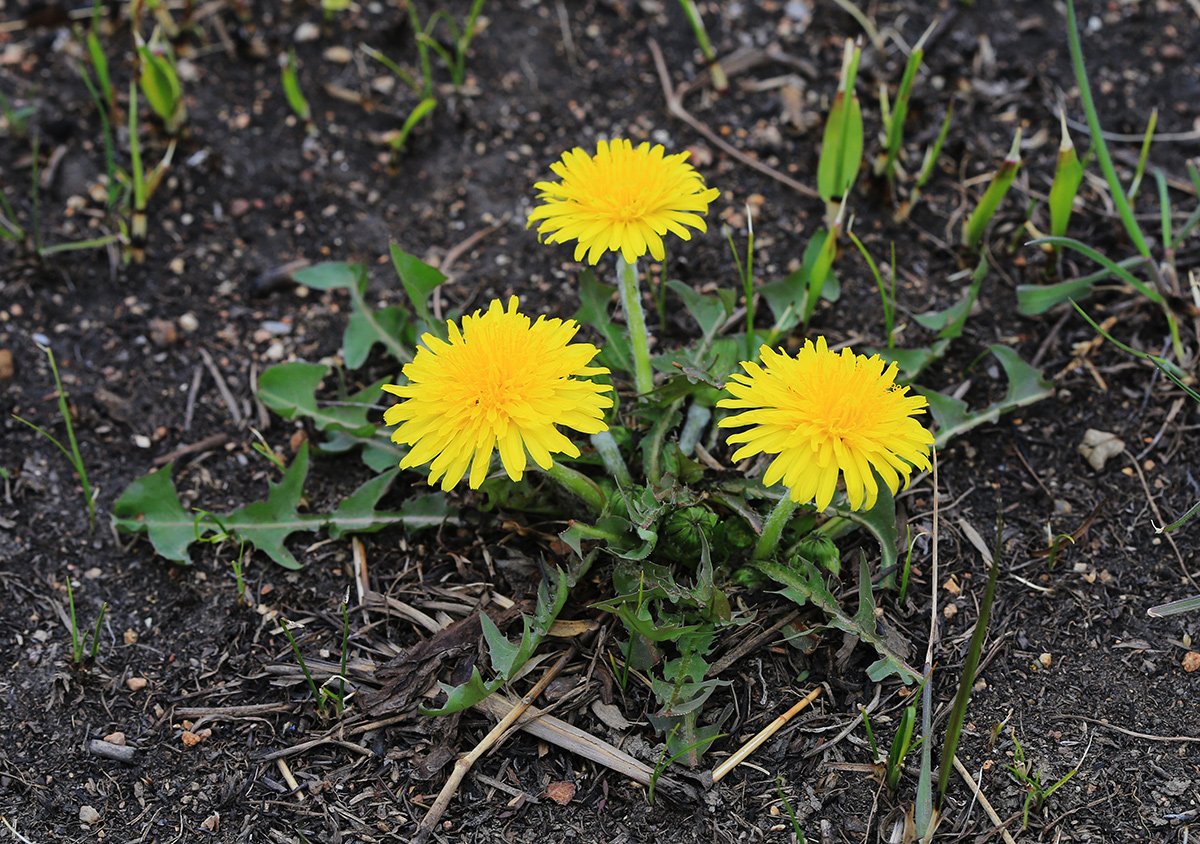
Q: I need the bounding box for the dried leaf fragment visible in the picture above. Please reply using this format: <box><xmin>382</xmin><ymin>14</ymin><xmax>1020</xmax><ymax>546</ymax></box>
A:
<box><xmin>545</xmin><ymin>782</ymin><xmax>576</xmax><ymax>805</ymax></box>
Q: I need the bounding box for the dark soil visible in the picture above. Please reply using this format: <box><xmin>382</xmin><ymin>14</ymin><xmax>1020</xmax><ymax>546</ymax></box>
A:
<box><xmin>2</xmin><ymin>0</ymin><xmax>1199</xmax><ymax>842</ymax></box>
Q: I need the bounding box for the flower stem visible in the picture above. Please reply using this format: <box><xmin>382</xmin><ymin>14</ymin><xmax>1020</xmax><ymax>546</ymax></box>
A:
<box><xmin>540</xmin><ymin>461</ymin><xmax>608</xmax><ymax>515</ymax></box>
<box><xmin>616</xmin><ymin>255</ymin><xmax>655</xmax><ymax>398</ymax></box>
<box><xmin>590</xmin><ymin>430</ymin><xmax>632</xmax><ymax>487</ymax></box>
<box><xmin>754</xmin><ymin>494</ymin><xmax>800</xmax><ymax>561</ymax></box>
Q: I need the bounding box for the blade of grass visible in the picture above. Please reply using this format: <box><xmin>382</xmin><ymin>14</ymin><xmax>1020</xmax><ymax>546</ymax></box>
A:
<box><xmin>879</xmin><ymin>20</ymin><xmax>935</xmax><ymax>184</ymax></box>
<box><xmin>1155</xmin><ymin>169</ymin><xmax>1171</xmax><ymax>252</ymax></box>
<box><xmin>962</xmin><ymin>130</ymin><xmax>1021</xmax><ymax>252</ymax></box>
<box><xmin>1065</xmin><ymin>0</ymin><xmax>1152</xmax><ymax>261</ymax></box>
<box><xmin>1070</xmin><ymin>301</ymin><xmax>1197</xmax><ymax>399</ymax></box>
<box><xmin>937</xmin><ymin>502</ymin><xmax>1003</xmax><ymax>803</ymax></box>
<box><xmin>1029</xmin><ymin>237</ymin><xmax>1161</xmax><ymax>303</ymax></box>
<box><xmin>1125</xmin><ymin>107</ymin><xmax>1156</xmax><ymax>202</ymax></box>
<box><xmin>1048</xmin><ymin>111</ymin><xmax>1084</xmax><ymax>240</ymax></box>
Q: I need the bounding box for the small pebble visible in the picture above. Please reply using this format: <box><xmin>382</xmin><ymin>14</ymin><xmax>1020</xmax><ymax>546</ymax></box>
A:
<box><xmin>149</xmin><ymin>318</ymin><xmax>178</xmax><ymax>347</ymax></box>
<box><xmin>323</xmin><ymin>46</ymin><xmax>352</xmax><ymax>63</ymax></box>
<box><xmin>1183</xmin><ymin>652</ymin><xmax>1200</xmax><ymax>673</ymax></box>
<box><xmin>133</xmin><ymin>435</ymin><xmax>152</xmax><ymax>449</ymax></box>
<box><xmin>1038</xmin><ymin>653</ymin><xmax>1053</xmax><ymax>669</ymax></box>
<box><xmin>178</xmin><ymin>313</ymin><xmax>199</xmax><ymax>332</ymax></box>
<box><xmin>294</xmin><ymin>22</ymin><xmax>320</xmax><ymax>42</ymax></box>
<box><xmin>127</xmin><ymin>677</ymin><xmax>148</xmax><ymax>691</ymax></box>
<box><xmin>84</xmin><ymin>567</ymin><xmax>103</xmax><ymax>580</ymax></box>
<box><xmin>181</xmin><ymin>728</ymin><xmax>211</xmax><ymax>747</ymax></box>
<box><xmin>79</xmin><ymin>806</ymin><xmax>100</xmax><ymax>825</ymax></box>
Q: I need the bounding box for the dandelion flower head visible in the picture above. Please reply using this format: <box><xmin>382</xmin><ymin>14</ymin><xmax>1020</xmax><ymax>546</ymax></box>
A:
<box><xmin>527</xmin><ymin>138</ymin><xmax>720</xmax><ymax>265</ymax></box>
<box><xmin>383</xmin><ymin>297</ymin><xmax>613</xmax><ymax>490</ymax></box>
<box><xmin>718</xmin><ymin>338</ymin><xmax>934</xmax><ymax>511</ymax></box>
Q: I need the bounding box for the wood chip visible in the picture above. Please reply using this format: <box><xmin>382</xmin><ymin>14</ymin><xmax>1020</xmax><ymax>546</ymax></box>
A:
<box><xmin>545</xmin><ymin>782</ymin><xmax>576</xmax><ymax>805</ymax></box>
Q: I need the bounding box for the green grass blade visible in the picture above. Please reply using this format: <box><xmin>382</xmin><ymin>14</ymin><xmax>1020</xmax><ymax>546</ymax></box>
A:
<box><xmin>962</xmin><ymin>130</ymin><xmax>1021</xmax><ymax>251</ymax></box>
<box><xmin>1029</xmin><ymin>236</ymin><xmax>1161</xmax><ymax>303</ymax></box>
<box><xmin>1154</xmin><ymin>169</ymin><xmax>1171</xmax><ymax>251</ymax></box>
<box><xmin>817</xmin><ymin>39</ymin><xmax>864</xmax><ymax>206</ymax></box>
<box><xmin>39</xmin><ymin>234</ymin><xmax>120</xmax><ymax>255</ymax></box>
<box><xmin>1070</xmin><ymin>301</ymin><xmax>1196</xmax><ymax>397</ymax></box>
<box><xmin>915</xmin><ymin>102</ymin><xmax>954</xmax><ymax>190</ymax></box>
<box><xmin>880</xmin><ymin>20</ymin><xmax>934</xmax><ymax>182</ymax></box>
<box><xmin>1158</xmin><ymin>499</ymin><xmax>1200</xmax><ymax>534</ymax></box>
<box><xmin>281</xmin><ymin>48</ymin><xmax>312</xmax><ymax>123</ymax></box>
<box><xmin>1048</xmin><ymin>111</ymin><xmax>1084</xmax><ymax>239</ymax></box>
<box><xmin>360</xmin><ymin>43</ymin><xmax>420</xmax><ymax>92</ymax></box>
<box><xmin>1125</xmin><ymin>107</ymin><xmax>1156</xmax><ymax>202</ymax></box>
<box><xmin>1065</xmin><ymin>0</ymin><xmax>1152</xmax><ymax>260</ymax></box>
<box><xmin>1148</xmin><ymin>592</ymin><xmax>1200</xmax><ymax>617</ymax></box>
<box><xmin>937</xmin><ymin>506</ymin><xmax>1003</xmax><ymax>802</ymax></box>
<box><xmin>846</xmin><ymin>230</ymin><xmax>893</xmax><ymax>346</ymax></box>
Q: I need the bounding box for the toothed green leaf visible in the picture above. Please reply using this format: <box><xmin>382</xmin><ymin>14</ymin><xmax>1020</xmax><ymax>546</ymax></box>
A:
<box><xmin>111</xmin><ymin>462</ymin><xmax>198</xmax><ymax>564</ymax></box>
<box><xmin>257</xmin><ymin>363</ymin><xmax>376</xmax><ymax>435</ymax></box>
<box><xmin>222</xmin><ymin>443</ymin><xmax>320</xmax><ymax>570</ymax></box>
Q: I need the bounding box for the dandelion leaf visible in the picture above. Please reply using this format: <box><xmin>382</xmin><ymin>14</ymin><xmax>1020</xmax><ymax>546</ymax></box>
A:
<box><xmin>344</xmin><ymin>303</ymin><xmax>409</xmax><ymax>369</ymax></box>
<box><xmin>390</xmin><ymin>244</ymin><xmax>446</xmax><ymax>337</ymax></box>
<box><xmin>913</xmin><ymin>258</ymin><xmax>986</xmax><ymax>340</ymax></box>
<box><xmin>755</xmin><ymin>554</ymin><xmax>920</xmax><ymax>684</ymax></box>
<box><xmin>666</xmin><ymin>280</ymin><xmax>735</xmax><ymax>341</ymax></box>
<box><xmin>877</xmin><ymin>339</ymin><xmax>950</xmax><ymax>383</ymax></box>
<box><xmin>111</xmin><ymin>462</ymin><xmax>197</xmax><ymax>564</ymax></box>
<box><xmin>828</xmin><ymin>479</ymin><xmax>899</xmax><ymax>577</ymax></box>
<box><xmin>326</xmin><ymin>469</ymin><xmax>455</xmax><ymax>540</ymax></box>
<box><xmin>292</xmin><ymin>261</ymin><xmax>359</xmax><ymax>291</ymax></box>
<box><xmin>257</xmin><ymin>362</ymin><xmax>376</xmax><ymax>435</ymax></box>
<box><xmin>760</xmin><ymin>234</ymin><xmax>827</xmax><ymax>331</ymax></box>
<box><xmin>316</xmin><ymin>429</ymin><xmax>406</xmax><ymax>472</ymax></box>
<box><xmin>222</xmin><ymin>443</ymin><xmax>320</xmax><ymax>570</ymax></box>
<box><xmin>293</xmin><ymin>262</ymin><xmax>415</xmax><ymax>367</ymax></box>
<box><xmin>918</xmin><ymin>345</ymin><xmax>1053</xmax><ymax>447</ymax></box>
<box><xmin>575</xmin><ymin>268</ymin><xmax>634</xmax><ymax>374</ymax></box>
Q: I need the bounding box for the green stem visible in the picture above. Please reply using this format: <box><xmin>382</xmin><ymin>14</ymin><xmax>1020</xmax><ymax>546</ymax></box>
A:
<box><xmin>539</xmin><ymin>461</ymin><xmax>607</xmax><ymax>515</ymax></box>
<box><xmin>753</xmin><ymin>494</ymin><xmax>800</xmax><ymax>561</ymax></box>
<box><xmin>646</xmin><ymin>396</ymin><xmax>684</xmax><ymax>485</ymax></box>
<box><xmin>616</xmin><ymin>255</ymin><xmax>655</xmax><ymax>398</ymax></box>
<box><xmin>590</xmin><ymin>429</ymin><xmax>632</xmax><ymax>487</ymax></box>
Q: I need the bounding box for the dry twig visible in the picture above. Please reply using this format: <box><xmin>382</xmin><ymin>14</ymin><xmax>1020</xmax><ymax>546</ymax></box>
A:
<box><xmin>412</xmin><ymin>647</ymin><xmax>575</xmax><ymax>844</ymax></box>
<box><xmin>198</xmin><ymin>347</ymin><xmax>244</xmax><ymax>428</ymax></box>
<box><xmin>710</xmin><ymin>687</ymin><xmax>821</xmax><ymax>784</ymax></box>
<box><xmin>952</xmin><ymin>755</ymin><xmax>1019</xmax><ymax>844</ymax></box>
<box><xmin>1126</xmin><ymin>452</ymin><xmax>1197</xmax><ymax>591</ymax></box>
<box><xmin>648</xmin><ymin>39</ymin><xmax>820</xmax><ymax>199</ymax></box>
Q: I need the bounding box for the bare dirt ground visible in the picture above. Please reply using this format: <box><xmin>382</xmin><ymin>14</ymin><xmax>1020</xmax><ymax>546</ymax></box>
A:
<box><xmin>2</xmin><ymin>0</ymin><xmax>1199</xmax><ymax>842</ymax></box>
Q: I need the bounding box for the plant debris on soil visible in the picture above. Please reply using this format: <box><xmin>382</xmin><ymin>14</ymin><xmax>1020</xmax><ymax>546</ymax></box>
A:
<box><xmin>2</xmin><ymin>0</ymin><xmax>1200</xmax><ymax>842</ymax></box>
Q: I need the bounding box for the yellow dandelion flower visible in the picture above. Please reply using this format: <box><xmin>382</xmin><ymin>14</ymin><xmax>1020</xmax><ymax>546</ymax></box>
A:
<box><xmin>718</xmin><ymin>338</ymin><xmax>934</xmax><ymax>511</ymax></box>
<box><xmin>527</xmin><ymin>138</ymin><xmax>720</xmax><ymax>265</ymax></box>
<box><xmin>383</xmin><ymin>297</ymin><xmax>613</xmax><ymax>491</ymax></box>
